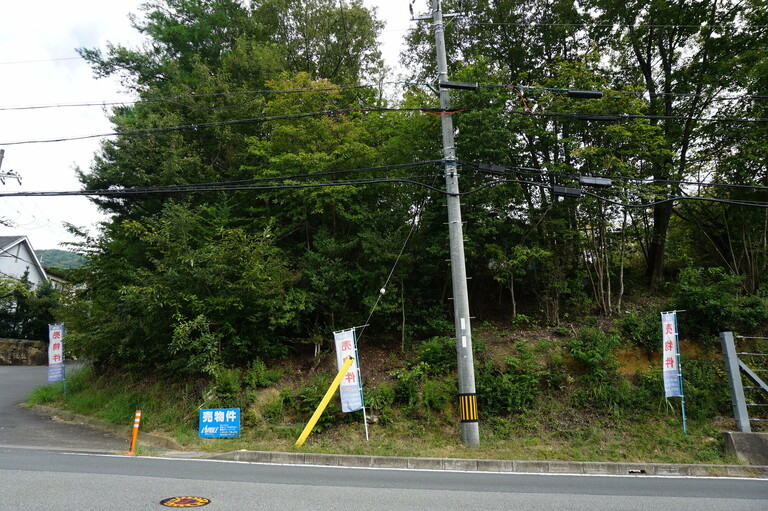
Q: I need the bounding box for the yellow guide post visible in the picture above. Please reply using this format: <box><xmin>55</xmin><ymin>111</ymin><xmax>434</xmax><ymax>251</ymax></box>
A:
<box><xmin>295</xmin><ymin>356</ymin><xmax>354</xmax><ymax>447</ymax></box>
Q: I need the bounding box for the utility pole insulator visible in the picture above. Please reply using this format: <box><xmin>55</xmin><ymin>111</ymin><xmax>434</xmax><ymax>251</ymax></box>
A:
<box><xmin>553</xmin><ymin>186</ymin><xmax>582</xmax><ymax>198</ymax></box>
<box><xmin>567</xmin><ymin>90</ymin><xmax>603</xmax><ymax>99</ymax></box>
<box><xmin>478</xmin><ymin>164</ymin><xmax>507</xmax><ymax>175</ymax></box>
<box><xmin>579</xmin><ymin>176</ymin><xmax>612</xmax><ymax>187</ymax></box>
<box><xmin>440</xmin><ymin>81</ymin><xmax>479</xmax><ymax>91</ymax></box>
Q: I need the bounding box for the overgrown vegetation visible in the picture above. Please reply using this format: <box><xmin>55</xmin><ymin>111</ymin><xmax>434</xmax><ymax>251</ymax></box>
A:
<box><xmin>30</xmin><ymin>321</ymin><xmax>744</xmax><ymax>463</ymax></box>
<box><xmin>20</xmin><ymin>0</ymin><xmax>768</xmax><ymax>462</ymax></box>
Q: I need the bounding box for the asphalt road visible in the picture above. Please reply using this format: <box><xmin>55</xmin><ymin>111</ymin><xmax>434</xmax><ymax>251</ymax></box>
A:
<box><xmin>1</xmin><ymin>365</ymin><xmax>766</xmax><ymax>510</ymax></box>
<box><xmin>0</xmin><ymin>364</ymin><xmax>129</xmax><ymax>452</ymax></box>
<box><xmin>1</xmin><ymin>447</ymin><xmax>767</xmax><ymax>510</ymax></box>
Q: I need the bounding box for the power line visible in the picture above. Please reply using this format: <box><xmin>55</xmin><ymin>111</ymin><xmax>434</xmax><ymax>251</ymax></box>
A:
<box><xmin>0</xmin><ymin>82</ymin><xmax>412</xmax><ymax>112</ymax></box>
<box><xmin>504</xmin><ymin>85</ymin><xmax>768</xmax><ymax>102</ymax></box>
<box><xmin>4</xmin><ymin>104</ymin><xmax>765</xmax><ymax>148</ymax></box>
<box><xmin>467</xmin><ymin>20</ymin><xmax>768</xmax><ymax>30</ymax></box>
<box><xmin>6</xmin><ymin>80</ymin><xmax>765</xmax><ymax>113</ymax></box>
<box><xmin>465</xmin><ymin>163</ymin><xmax>768</xmax><ymax>194</ymax></box>
<box><xmin>0</xmin><ymin>57</ymin><xmax>82</xmax><ymax>66</ymax></box>
<box><xmin>0</xmin><ymin>177</ymin><xmax>441</xmax><ymax>198</ymax></box>
<box><xmin>0</xmin><ymin>107</ymin><xmax>461</xmax><ymax>146</ymax></box>
<box><xmin>515</xmin><ymin>110</ymin><xmax>768</xmax><ymax>123</ymax></box>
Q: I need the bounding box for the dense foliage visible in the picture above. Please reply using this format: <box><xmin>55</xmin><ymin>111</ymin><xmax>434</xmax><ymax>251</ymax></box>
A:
<box><xmin>61</xmin><ymin>0</ymin><xmax>768</xmax><ymax>376</ymax></box>
<box><xmin>0</xmin><ymin>276</ymin><xmax>59</xmax><ymax>341</ymax></box>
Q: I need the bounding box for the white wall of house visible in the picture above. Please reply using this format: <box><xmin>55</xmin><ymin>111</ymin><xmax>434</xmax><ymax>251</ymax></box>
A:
<box><xmin>0</xmin><ymin>238</ymin><xmax>48</xmax><ymax>287</ymax></box>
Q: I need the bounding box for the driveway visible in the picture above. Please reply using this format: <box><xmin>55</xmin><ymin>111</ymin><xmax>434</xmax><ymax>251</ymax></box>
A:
<box><xmin>0</xmin><ymin>363</ymin><xmax>129</xmax><ymax>452</ymax></box>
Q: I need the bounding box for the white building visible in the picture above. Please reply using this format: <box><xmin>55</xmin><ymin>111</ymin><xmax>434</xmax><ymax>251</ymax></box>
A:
<box><xmin>0</xmin><ymin>236</ymin><xmax>49</xmax><ymax>287</ymax></box>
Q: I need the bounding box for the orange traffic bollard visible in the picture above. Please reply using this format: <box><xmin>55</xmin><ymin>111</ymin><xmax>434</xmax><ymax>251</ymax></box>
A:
<box><xmin>125</xmin><ymin>410</ymin><xmax>142</xmax><ymax>456</ymax></box>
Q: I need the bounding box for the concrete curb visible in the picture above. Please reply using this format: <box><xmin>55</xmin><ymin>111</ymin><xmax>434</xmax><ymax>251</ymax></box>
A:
<box><xmin>32</xmin><ymin>404</ymin><xmax>184</xmax><ymax>451</ymax></box>
<box><xmin>28</xmin><ymin>404</ymin><xmax>768</xmax><ymax>478</ymax></box>
<box><xmin>208</xmin><ymin>450</ymin><xmax>768</xmax><ymax>478</ymax></box>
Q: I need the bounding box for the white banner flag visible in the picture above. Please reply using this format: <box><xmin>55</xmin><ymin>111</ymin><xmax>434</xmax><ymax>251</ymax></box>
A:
<box><xmin>48</xmin><ymin>324</ymin><xmax>65</xmax><ymax>382</ymax></box>
<box><xmin>661</xmin><ymin>312</ymin><xmax>682</xmax><ymax>397</ymax></box>
<box><xmin>334</xmin><ymin>329</ymin><xmax>363</xmax><ymax>412</ymax></box>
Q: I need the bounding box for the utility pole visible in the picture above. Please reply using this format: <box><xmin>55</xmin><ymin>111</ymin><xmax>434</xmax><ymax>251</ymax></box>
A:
<box><xmin>430</xmin><ymin>0</ymin><xmax>479</xmax><ymax>447</ymax></box>
<box><xmin>0</xmin><ymin>149</ymin><xmax>22</xmax><ymax>185</ymax></box>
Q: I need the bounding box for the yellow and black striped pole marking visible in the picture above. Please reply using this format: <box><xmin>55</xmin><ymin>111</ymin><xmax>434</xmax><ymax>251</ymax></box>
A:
<box><xmin>459</xmin><ymin>393</ymin><xmax>478</xmax><ymax>422</ymax></box>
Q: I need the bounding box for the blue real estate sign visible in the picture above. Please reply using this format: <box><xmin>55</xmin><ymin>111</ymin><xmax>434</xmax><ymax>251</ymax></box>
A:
<box><xmin>199</xmin><ymin>408</ymin><xmax>240</xmax><ymax>438</ymax></box>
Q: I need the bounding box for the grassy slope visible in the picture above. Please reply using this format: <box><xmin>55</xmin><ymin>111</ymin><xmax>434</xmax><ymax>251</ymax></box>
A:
<box><xmin>27</xmin><ymin>321</ymin><xmax>744</xmax><ymax>465</ymax></box>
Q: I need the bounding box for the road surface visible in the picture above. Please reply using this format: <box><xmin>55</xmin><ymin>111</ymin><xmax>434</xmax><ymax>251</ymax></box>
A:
<box><xmin>0</xmin><ymin>364</ymin><xmax>128</xmax><ymax>452</ymax></box>
<box><xmin>1</xmin><ymin>365</ymin><xmax>766</xmax><ymax>510</ymax></box>
<box><xmin>1</xmin><ymin>447</ymin><xmax>767</xmax><ymax>510</ymax></box>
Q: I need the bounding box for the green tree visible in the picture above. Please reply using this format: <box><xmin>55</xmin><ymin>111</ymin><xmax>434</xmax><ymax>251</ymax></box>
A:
<box><xmin>0</xmin><ymin>275</ymin><xmax>59</xmax><ymax>341</ymax></box>
<box><xmin>583</xmin><ymin>0</ymin><xmax>768</xmax><ymax>286</ymax></box>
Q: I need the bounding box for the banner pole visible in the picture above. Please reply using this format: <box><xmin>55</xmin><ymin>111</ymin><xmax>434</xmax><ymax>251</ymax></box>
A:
<box><xmin>295</xmin><ymin>356</ymin><xmax>354</xmax><ymax>447</ymax></box>
<box><xmin>353</xmin><ymin>328</ymin><xmax>369</xmax><ymax>442</ymax></box>
<box><xmin>62</xmin><ymin>323</ymin><xmax>66</xmax><ymax>398</ymax></box>
<box><xmin>674</xmin><ymin>312</ymin><xmax>687</xmax><ymax>435</ymax></box>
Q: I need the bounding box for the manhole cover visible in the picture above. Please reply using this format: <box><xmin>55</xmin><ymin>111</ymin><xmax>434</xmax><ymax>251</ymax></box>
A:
<box><xmin>160</xmin><ymin>496</ymin><xmax>211</xmax><ymax>507</ymax></box>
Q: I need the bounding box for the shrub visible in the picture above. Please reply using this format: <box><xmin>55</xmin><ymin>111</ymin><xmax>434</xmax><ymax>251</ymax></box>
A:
<box><xmin>214</xmin><ymin>367</ymin><xmax>242</xmax><ymax>407</ymax></box>
<box><xmin>567</xmin><ymin>327</ymin><xmax>643</xmax><ymax>412</ymax></box>
<box><xmin>365</xmin><ymin>382</ymin><xmax>395</xmax><ymax>425</ymax></box>
<box><xmin>545</xmin><ymin>350</ymin><xmax>568</xmax><ymax>390</ymax></box>
<box><xmin>365</xmin><ymin>382</ymin><xmax>395</xmax><ymax>412</ymax></box>
<box><xmin>572</xmin><ymin>377</ymin><xmax>637</xmax><ymax>412</ymax></box>
<box><xmin>681</xmin><ymin>359</ymin><xmax>731</xmax><ymax>420</ymax></box>
<box><xmin>417</xmin><ymin>336</ymin><xmax>457</xmax><ymax>374</ymax></box>
<box><xmin>620</xmin><ymin>309</ymin><xmax>663</xmax><ymax>353</ymax></box>
<box><xmin>509</xmin><ymin>314</ymin><xmax>534</xmax><ymax>329</ymax></box>
<box><xmin>671</xmin><ymin>267</ymin><xmax>768</xmax><ymax>343</ymax></box>
<box><xmin>476</xmin><ymin>342</ymin><xmax>543</xmax><ymax>416</ymax></box>
<box><xmin>243</xmin><ymin>359</ymin><xmax>282</xmax><ymax>389</ymax></box>
<box><xmin>567</xmin><ymin>327</ymin><xmax>622</xmax><ymax>383</ymax></box>
<box><xmin>293</xmin><ymin>372</ymin><xmax>341</xmax><ymax>431</ymax></box>
<box><xmin>423</xmin><ymin>378</ymin><xmax>454</xmax><ymax>411</ymax></box>
<box><xmin>391</xmin><ymin>362</ymin><xmax>429</xmax><ymax>407</ymax></box>
<box><xmin>262</xmin><ymin>392</ymin><xmax>287</xmax><ymax>423</ymax></box>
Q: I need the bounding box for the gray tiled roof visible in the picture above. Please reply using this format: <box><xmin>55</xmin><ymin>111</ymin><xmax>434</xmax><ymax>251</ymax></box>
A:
<box><xmin>0</xmin><ymin>236</ymin><xmax>25</xmax><ymax>249</ymax></box>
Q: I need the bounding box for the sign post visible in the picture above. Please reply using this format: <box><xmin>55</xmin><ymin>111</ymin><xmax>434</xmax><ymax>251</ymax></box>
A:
<box><xmin>334</xmin><ymin>328</ymin><xmax>368</xmax><ymax>441</ymax></box>
<box><xmin>661</xmin><ymin>311</ymin><xmax>687</xmax><ymax>434</ymax></box>
<box><xmin>48</xmin><ymin>324</ymin><xmax>66</xmax><ymax>395</ymax></box>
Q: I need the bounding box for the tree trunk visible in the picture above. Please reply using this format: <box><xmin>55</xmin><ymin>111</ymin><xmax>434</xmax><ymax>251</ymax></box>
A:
<box><xmin>645</xmin><ymin>199</ymin><xmax>673</xmax><ymax>287</ymax></box>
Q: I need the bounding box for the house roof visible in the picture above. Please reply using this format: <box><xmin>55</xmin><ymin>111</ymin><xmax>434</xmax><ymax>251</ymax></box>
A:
<box><xmin>0</xmin><ymin>235</ymin><xmax>49</xmax><ymax>283</ymax></box>
<box><xmin>0</xmin><ymin>236</ymin><xmax>26</xmax><ymax>249</ymax></box>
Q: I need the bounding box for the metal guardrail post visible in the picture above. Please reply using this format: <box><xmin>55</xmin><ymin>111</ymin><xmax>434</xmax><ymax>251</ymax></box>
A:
<box><xmin>720</xmin><ymin>331</ymin><xmax>751</xmax><ymax>432</ymax></box>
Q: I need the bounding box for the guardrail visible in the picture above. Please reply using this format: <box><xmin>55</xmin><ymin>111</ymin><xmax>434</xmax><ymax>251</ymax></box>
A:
<box><xmin>721</xmin><ymin>331</ymin><xmax>768</xmax><ymax>432</ymax></box>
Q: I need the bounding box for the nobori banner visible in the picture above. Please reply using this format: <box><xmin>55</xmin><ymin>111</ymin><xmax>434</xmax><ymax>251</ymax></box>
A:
<box><xmin>199</xmin><ymin>408</ymin><xmax>240</xmax><ymax>438</ymax></box>
<box><xmin>334</xmin><ymin>329</ymin><xmax>363</xmax><ymax>413</ymax></box>
<box><xmin>48</xmin><ymin>324</ymin><xmax>65</xmax><ymax>382</ymax></box>
<box><xmin>661</xmin><ymin>312</ymin><xmax>683</xmax><ymax>398</ymax></box>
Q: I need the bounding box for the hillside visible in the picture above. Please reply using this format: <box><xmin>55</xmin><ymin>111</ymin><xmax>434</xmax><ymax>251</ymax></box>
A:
<box><xmin>29</xmin><ymin>311</ymin><xmax>766</xmax><ymax>464</ymax></box>
<box><xmin>36</xmin><ymin>249</ymin><xmax>85</xmax><ymax>270</ymax></box>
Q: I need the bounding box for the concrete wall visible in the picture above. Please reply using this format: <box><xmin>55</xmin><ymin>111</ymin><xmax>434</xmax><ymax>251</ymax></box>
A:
<box><xmin>723</xmin><ymin>431</ymin><xmax>768</xmax><ymax>465</ymax></box>
<box><xmin>0</xmin><ymin>339</ymin><xmax>47</xmax><ymax>365</ymax></box>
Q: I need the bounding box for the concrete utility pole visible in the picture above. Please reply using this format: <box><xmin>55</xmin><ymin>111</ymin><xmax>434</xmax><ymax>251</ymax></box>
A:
<box><xmin>0</xmin><ymin>149</ymin><xmax>22</xmax><ymax>185</ymax></box>
<box><xmin>430</xmin><ymin>0</ymin><xmax>479</xmax><ymax>447</ymax></box>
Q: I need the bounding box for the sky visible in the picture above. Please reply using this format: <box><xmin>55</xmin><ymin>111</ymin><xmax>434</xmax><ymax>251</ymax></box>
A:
<box><xmin>0</xmin><ymin>0</ymin><xmax>414</xmax><ymax>251</ymax></box>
